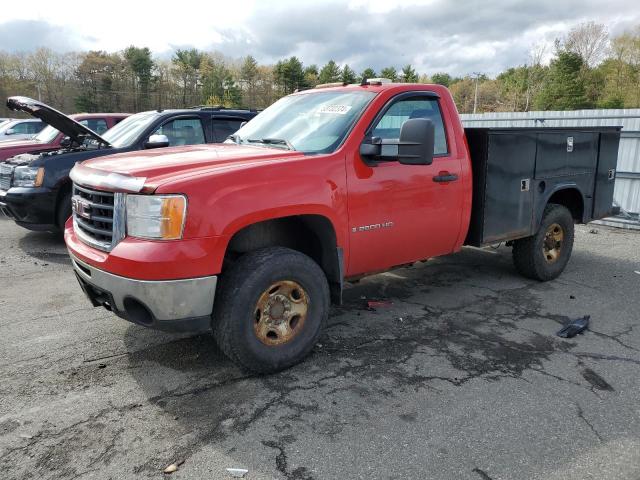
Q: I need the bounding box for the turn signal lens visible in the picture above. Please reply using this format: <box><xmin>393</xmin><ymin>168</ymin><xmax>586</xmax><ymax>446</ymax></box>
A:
<box><xmin>160</xmin><ymin>196</ymin><xmax>186</xmax><ymax>239</ymax></box>
<box><xmin>35</xmin><ymin>167</ymin><xmax>45</xmax><ymax>187</ymax></box>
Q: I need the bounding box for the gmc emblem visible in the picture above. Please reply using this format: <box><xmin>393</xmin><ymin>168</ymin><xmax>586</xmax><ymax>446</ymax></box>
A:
<box><xmin>71</xmin><ymin>196</ymin><xmax>91</xmax><ymax>219</ymax></box>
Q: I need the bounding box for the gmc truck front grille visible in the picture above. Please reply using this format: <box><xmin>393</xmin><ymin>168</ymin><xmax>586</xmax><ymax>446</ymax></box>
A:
<box><xmin>72</xmin><ymin>183</ymin><xmax>125</xmax><ymax>251</ymax></box>
<box><xmin>0</xmin><ymin>163</ymin><xmax>14</xmax><ymax>191</ymax></box>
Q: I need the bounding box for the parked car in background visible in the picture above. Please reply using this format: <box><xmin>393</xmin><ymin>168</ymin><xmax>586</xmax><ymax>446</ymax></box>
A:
<box><xmin>0</xmin><ymin>113</ymin><xmax>129</xmax><ymax>162</ymax></box>
<box><xmin>0</xmin><ymin>118</ymin><xmax>45</xmax><ymax>141</ymax></box>
<box><xmin>0</xmin><ymin>96</ymin><xmax>257</xmax><ymax>232</ymax></box>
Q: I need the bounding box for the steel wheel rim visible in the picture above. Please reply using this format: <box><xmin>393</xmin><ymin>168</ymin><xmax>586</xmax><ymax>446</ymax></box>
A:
<box><xmin>543</xmin><ymin>223</ymin><xmax>564</xmax><ymax>264</ymax></box>
<box><xmin>254</xmin><ymin>280</ymin><xmax>308</xmax><ymax>346</ymax></box>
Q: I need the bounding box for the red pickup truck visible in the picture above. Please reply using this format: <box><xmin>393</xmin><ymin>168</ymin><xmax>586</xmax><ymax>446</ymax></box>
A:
<box><xmin>65</xmin><ymin>80</ymin><xmax>620</xmax><ymax>373</ymax></box>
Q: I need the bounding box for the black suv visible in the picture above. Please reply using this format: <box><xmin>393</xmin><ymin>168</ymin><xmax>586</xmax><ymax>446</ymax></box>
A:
<box><xmin>0</xmin><ymin>97</ymin><xmax>257</xmax><ymax>232</ymax></box>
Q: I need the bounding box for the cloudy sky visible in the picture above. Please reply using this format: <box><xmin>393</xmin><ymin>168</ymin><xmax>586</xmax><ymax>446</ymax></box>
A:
<box><xmin>1</xmin><ymin>0</ymin><xmax>638</xmax><ymax>76</ymax></box>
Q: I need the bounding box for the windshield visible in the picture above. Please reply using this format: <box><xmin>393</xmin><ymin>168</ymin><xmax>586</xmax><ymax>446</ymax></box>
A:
<box><xmin>34</xmin><ymin>125</ymin><xmax>60</xmax><ymax>143</ymax></box>
<box><xmin>102</xmin><ymin>111</ymin><xmax>159</xmax><ymax>148</ymax></box>
<box><xmin>231</xmin><ymin>90</ymin><xmax>376</xmax><ymax>153</ymax></box>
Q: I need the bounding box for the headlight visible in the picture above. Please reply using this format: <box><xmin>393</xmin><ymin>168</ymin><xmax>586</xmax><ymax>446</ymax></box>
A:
<box><xmin>126</xmin><ymin>194</ymin><xmax>187</xmax><ymax>240</ymax></box>
<box><xmin>13</xmin><ymin>166</ymin><xmax>44</xmax><ymax>187</ymax></box>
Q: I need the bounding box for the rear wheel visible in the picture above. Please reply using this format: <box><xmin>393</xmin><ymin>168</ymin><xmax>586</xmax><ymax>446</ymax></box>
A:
<box><xmin>212</xmin><ymin>247</ymin><xmax>329</xmax><ymax>373</ymax></box>
<box><xmin>512</xmin><ymin>203</ymin><xmax>575</xmax><ymax>281</ymax></box>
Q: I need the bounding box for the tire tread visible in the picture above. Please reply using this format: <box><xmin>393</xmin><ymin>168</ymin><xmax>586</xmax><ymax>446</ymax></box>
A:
<box><xmin>212</xmin><ymin>247</ymin><xmax>329</xmax><ymax>373</ymax></box>
<box><xmin>512</xmin><ymin>203</ymin><xmax>574</xmax><ymax>281</ymax></box>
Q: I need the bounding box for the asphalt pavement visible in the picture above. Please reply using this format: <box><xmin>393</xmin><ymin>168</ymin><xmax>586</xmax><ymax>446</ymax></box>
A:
<box><xmin>1</xmin><ymin>216</ymin><xmax>639</xmax><ymax>480</ymax></box>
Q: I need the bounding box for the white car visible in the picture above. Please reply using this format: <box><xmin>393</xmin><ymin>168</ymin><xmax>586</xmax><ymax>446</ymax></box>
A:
<box><xmin>0</xmin><ymin>119</ymin><xmax>45</xmax><ymax>141</ymax></box>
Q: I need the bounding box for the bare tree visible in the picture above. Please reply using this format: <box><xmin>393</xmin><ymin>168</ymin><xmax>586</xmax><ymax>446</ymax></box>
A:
<box><xmin>564</xmin><ymin>21</ymin><xmax>610</xmax><ymax>67</ymax></box>
<box><xmin>528</xmin><ymin>43</ymin><xmax>547</xmax><ymax>67</ymax></box>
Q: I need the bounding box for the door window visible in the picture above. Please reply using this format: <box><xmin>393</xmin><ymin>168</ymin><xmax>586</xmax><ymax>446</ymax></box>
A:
<box><xmin>212</xmin><ymin>119</ymin><xmax>244</xmax><ymax>142</ymax></box>
<box><xmin>80</xmin><ymin>118</ymin><xmax>108</xmax><ymax>134</ymax></box>
<box><xmin>153</xmin><ymin>118</ymin><xmax>206</xmax><ymax>146</ymax></box>
<box><xmin>27</xmin><ymin>121</ymin><xmax>44</xmax><ymax>134</ymax></box>
<box><xmin>12</xmin><ymin>121</ymin><xmax>42</xmax><ymax>134</ymax></box>
<box><xmin>372</xmin><ymin>98</ymin><xmax>448</xmax><ymax>155</ymax></box>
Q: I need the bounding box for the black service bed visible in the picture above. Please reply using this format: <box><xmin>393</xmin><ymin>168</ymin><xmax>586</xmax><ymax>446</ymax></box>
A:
<box><xmin>464</xmin><ymin>127</ymin><xmax>621</xmax><ymax>247</ymax></box>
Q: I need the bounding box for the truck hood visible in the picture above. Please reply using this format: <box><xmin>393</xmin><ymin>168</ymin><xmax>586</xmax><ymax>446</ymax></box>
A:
<box><xmin>72</xmin><ymin>144</ymin><xmax>305</xmax><ymax>192</ymax></box>
<box><xmin>6</xmin><ymin>97</ymin><xmax>111</xmax><ymax>147</ymax></box>
<box><xmin>0</xmin><ymin>138</ymin><xmax>59</xmax><ymax>162</ymax></box>
<box><xmin>0</xmin><ymin>138</ymin><xmax>41</xmax><ymax>149</ymax></box>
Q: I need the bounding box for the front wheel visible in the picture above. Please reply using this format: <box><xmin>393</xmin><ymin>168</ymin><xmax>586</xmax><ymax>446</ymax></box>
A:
<box><xmin>512</xmin><ymin>203</ymin><xmax>575</xmax><ymax>281</ymax></box>
<box><xmin>212</xmin><ymin>247</ymin><xmax>329</xmax><ymax>373</ymax></box>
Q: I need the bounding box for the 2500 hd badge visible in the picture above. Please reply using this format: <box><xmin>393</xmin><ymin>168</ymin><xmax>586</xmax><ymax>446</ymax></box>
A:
<box><xmin>352</xmin><ymin>221</ymin><xmax>394</xmax><ymax>233</ymax></box>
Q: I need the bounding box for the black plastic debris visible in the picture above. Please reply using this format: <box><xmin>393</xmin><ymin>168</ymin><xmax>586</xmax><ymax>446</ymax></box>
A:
<box><xmin>557</xmin><ymin>315</ymin><xmax>590</xmax><ymax>338</ymax></box>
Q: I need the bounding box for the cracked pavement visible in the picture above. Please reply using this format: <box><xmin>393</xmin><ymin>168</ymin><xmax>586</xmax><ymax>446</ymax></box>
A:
<box><xmin>1</xmin><ymin>217</ymin><xmax>639</xmax><ymax>479</ymax></box>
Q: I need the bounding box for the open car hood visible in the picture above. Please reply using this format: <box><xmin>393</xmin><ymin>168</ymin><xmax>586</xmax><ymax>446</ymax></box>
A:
<box><xmin>6</xmin><ymin>96</ymin><xmax>112</xmax><ymax>147</ymax></box>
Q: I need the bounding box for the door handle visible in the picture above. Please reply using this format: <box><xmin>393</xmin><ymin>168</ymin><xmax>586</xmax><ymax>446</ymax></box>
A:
<box><xmin>433</xmin><ymin>172</ymin><xmax>458</xmax><ymax>183</ymax></box>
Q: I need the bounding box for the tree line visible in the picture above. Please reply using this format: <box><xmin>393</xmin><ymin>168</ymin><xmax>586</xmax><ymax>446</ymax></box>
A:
<box><xmin>1</xmin><ymin>22</ymin><xmax>639</xmax><ymax>118</ymax></box>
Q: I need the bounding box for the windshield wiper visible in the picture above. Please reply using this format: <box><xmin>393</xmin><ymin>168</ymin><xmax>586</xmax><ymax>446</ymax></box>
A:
<box><xmin>246</xmin><ymin>138</ymin><xmax>294</xmax><ymax>150</ymax></box>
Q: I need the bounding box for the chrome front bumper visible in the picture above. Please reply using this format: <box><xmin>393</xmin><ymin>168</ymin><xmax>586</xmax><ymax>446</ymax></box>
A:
<box><xmin>69</xmin><ymin>253</ymin><xmax>217</xmax><ymax>332</ymax></box>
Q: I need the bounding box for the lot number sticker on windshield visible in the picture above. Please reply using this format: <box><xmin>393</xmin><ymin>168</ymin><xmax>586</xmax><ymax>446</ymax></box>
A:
<box><xmin>317</xmin><ymin>104</ymin><xmax>352</xmax><ymax>115</ymax></box>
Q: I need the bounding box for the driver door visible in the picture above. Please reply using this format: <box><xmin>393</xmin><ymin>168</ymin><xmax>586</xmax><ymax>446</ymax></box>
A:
<box><xmin>346</xmin><ymin>94</ymin><xmax>464</xmax><ymax>276</ymax></box>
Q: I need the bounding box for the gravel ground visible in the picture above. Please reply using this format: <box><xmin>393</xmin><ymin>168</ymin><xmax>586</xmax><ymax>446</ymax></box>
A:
<box><xmin>1</xmin><ymin>217</ymin><xmax>639</xmax><ymax>480</ymax></box>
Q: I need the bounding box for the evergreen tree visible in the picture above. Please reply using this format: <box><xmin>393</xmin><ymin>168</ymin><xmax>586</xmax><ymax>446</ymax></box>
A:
<box><xmin>380</xmin><ymin>66</ymin><xmax>398</xmax><ymax>81</ymax></box>
<box><xmin>341</xmin><ymin>64</ymin><xmax>357</xmax><ymax>84</ymax></box>
<box><xmin>240</xmin><ymin>55</ymin><xmax>259</xmax><ymax>108</ymax></box>
<box><xmin>124</xmin><ymin>46</ymin><xmax>154</xmax><ymax>110</ymax></box>
<box><xmin>201</xmin><ymin>56</ymin><xmax>242</xmax><ymax>108</ymax></box>
<box><xmin>318</xmin><ymin>60</ymin><xmax>341</xmax><ymax>84</ymax></box>
<box><xmin>534</xmin><ymin>50</ymin><xmax>591</xmax><ymax>110</ymax></box>
<box><xmin>274</xmin><ymin>56</ymin><xmax>305</xmax><ymax>94</ymax></box>
<box><xmin>431</xmin><ymin>72</ymin><xmax>452</xmax><ymax>87</ymax></box>
<box><xmin>360</xmin><ymin>68</ymin><xmax>377</xmax><ymax>82</ymax></box>
<box><xmin>172</xmin><ymin>48</ymin><xmax>204</xmax><ymax>107</ymax></box>
<box><xmin>401</xmin><ymin>64</ymin><xmax>418</xmax><ymax>82</ymax></box>
<box><xmin>304</xmin><ymin>64</ymin><xmax>319</xmax><ymax>87</ymax></box>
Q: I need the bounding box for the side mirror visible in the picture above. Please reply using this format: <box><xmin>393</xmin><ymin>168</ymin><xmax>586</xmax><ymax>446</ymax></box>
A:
<box><xmin>397</xmin><ymin>118</ymin><xmax>434</xmax><ymax>165</ymax></box>
<box><xmin>60</xmin><ymin>136</ymin><xmax>71</xmax><ymax>148</ymax></box>
<box><xmin>145</xmin><ymin>134</ymin><xmax>170</xmax><ymax>149</ymax></box>
<box><xmin>5</xmin><ymin>129</ymin><xmax>15</xmax><ymax>135</ymax></box>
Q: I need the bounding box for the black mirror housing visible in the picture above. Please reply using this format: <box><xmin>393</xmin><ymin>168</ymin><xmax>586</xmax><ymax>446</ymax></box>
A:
<box><xmin>359</xmin><ymin>136</ymin><xmax>384</xmax><ymax>160</ymax></box>
<box><xmin>360</xmin><ymin>140</ymin><xmax>381</xmax><ymax>157</ymax></box>
<box><xmin>398</xmin><ymin>118</ymin><xmax>435</xmax><ymax>165</ymax></box>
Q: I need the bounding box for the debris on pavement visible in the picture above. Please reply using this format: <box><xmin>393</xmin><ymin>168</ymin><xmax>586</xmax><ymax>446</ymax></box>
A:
<box><xmin>557</xmin><ymin>315</ymin><xmax>590</xmax><ymax>338</ymax></box>
<box><xmin>163</xmin><ymin>460</ymin><xmax>185</xmax><ymax>474</ymax></box>
<box><xmin>589</xmin><ymin>228</ymin><xmax>599</xmax><ymax>234</ymax></box>
<box><xmin>163</xmin><ymin>464</ymin><xmax>178</xmax><ymax>474</ymax></box>
<box><xmin>634</xmin><ymin>270</ymin><xmax>640</xmax><ymax>275</ymax></box>
<box><xmin>365</xmin><ymin>300</ymin><xmax>393</xmax><ymax>310</ymax></box>
<box><xmin>226</xmin><ymin>467</ymin><xmax>249</xmax><ymax>478</ymax></box>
